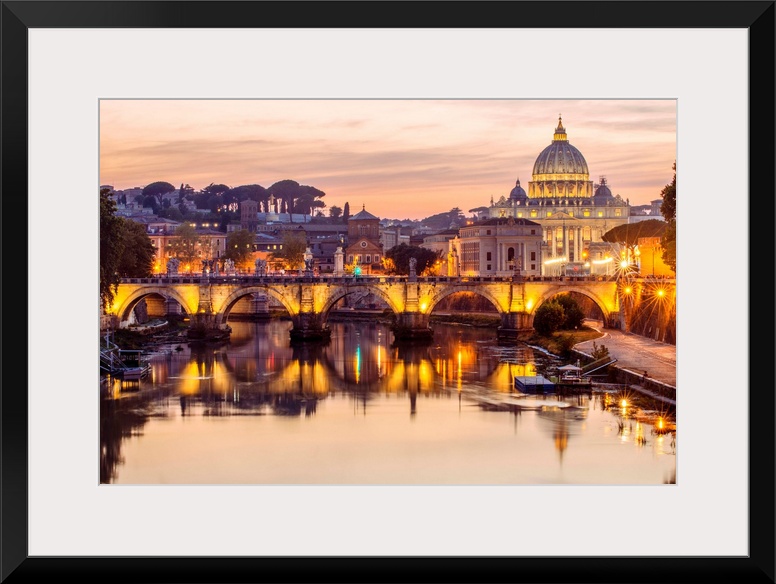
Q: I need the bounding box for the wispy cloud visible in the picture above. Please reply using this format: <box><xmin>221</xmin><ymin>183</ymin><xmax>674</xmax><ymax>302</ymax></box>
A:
<box><xmin>100</xmin><ymin>99</ymin><xmax>676</xmax><ymax>218</ymax></box>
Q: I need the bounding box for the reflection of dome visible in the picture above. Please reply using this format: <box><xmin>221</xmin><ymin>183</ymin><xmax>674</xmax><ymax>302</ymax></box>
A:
<box><xmin>509</xmin><ymin>178</ymin><xmax>528</xmax><ymax>202</ymax></box>
<box><xmin>532</xmin><ymin>116</ymin><xmax>590</xmax><ymax>177</ymax></box>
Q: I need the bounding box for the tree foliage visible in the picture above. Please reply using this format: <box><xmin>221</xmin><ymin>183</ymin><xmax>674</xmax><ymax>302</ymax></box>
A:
<box><xmin>555</xmin><ymin>294</ymin><xmax>585</xmax><ymax>330</ymax></box>
<box><xmin>329</xmin><ymin>205</ymin><xmax>342</xmax><ymax>219</ymax></box>
<box><xmin>267</xmin><ymin>180</ymin><xmax>326</xmax><ymax>220</ymax></box>
<box><xmin>169</xmin><ymin>223</ymin><xmax>203</xmax><ymax>268</ymax></box>
<box><xmin>227</xmin><ymin>184</ymin><xmax>269</xmax><ymax>208</ymax></box>
<box><xmin>100</xmin><ymin>188</ymin><xmax>156</xmax><ymax>311</ymax></box>
<box><xmin>421</xmin><ymin>207</ymin><xmax>466</xmax><ymax>230</ymax></box>
<box><xmin>295</xmin><ymin>185</ymin><xmax>326</xmax><ymax>216</ymax></box>
<box><xmin>534</xmin><ymin>294</ymin><xmax>587</xmax><ymax>335</ymax></box>
<box><xmin>193</xmin><ymin>183</ymin><xmax>230</xmax><ymax>211</ymax></box>
<box><xmin>343</xmin><ymin>202</ymin><xmax>350</xmax><ymax>223</ymax></box>
<box><xmin>601</xmin><ymin>219</ymin><xmax>666</xmax><ymax>246</ymax></box>
<box><xmin>269</xmin><ymin>230</ymin><xmax>308</xmax><ymax>271</ymax></box>
<box><xmin>533</xmin><ymin>300</ymin><xmax>566</xmax><ymax>336</ymax></box>
<box><xmin>224</xmin><ymin>229</ymin><xmax>255</xmax><ymax>270</ymax></box>
<box><xmin>142</xmin><ymin>181</ymin><xmax>176</xmax><ymax>206</ymax></box>
<box><xmin>100</xmin><ymin>188</ymin><xmax>126</xmax><ymax>310</ymax></box>
<box><xmin>384</xmin><ymin>244</ymin><xmax>440</xmax><ymax>275</ymax></box>
<box><xmin>117</xmin><ymin>220</ymin><xmax>156</xmax><ymax>277</ymax></box>
<box><xmin>660</xmin><ymin>162</ymin><xmax>676</xmax><ymax>273</ymax></box>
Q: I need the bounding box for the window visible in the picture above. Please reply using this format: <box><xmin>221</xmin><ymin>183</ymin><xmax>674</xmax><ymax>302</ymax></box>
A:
<box><xmin>486</xmin><ymin>264</ymin><xmax>491</xmax><ymax>271</ymax></box>
<box><xmin>348</xmin><ymin>255</ymin><xmax>353</xmax><ymax>263</ymax></box>
<box><xmin>366</xmin><ymin>255</ymin><xmax>371</xmax><ymax>263</ymax></box>
<box><xmin>597</xmin><ymin>211</ymin><xmax>604</xmax><ymax>217</ymax></box>
<box><xmin>583</xmin><ymin>209</ymin><xmax>590</xmax><ymax>217</ymax></box>
<box><xmin>486</xmin><ymin>252</ymin><xmax>492</xmax><ymax>261</ymax></box>
<box><xmin>615</xmin><ymin>209</ymin><xmax>622</xmax><ymax>217</ymax></box>
<box><xmin>531</xmin><ymin>229</ymin><xmax>536</xmax><ymax>235</ymax></box>
<box><xmin>530</xmin><ymin>210</ymin><xmax>538</xmax><ymax>218</ymax></box>
<box><xmin>357</xmin><ymin>255</ymin><xmax>362</xmax><ymax>263</ymax></box>
<box><xmin>374</xmin><ymin>254</ymin><xmax>380</xmax><ymax>263</ymax></box>
<box><xmin>547</xmin><ymin>212</ymin><xmax>552</xmax><ymax>217</ymax></box>
<box><xmin>517</xmin><ymin>212</ymin><xmax>523</xmax><ymax>218</ymax></box>
<box><xmin>486</xmin><ymin>230</ymin><xmax>491</xmax><ymax>235</ymax></box>
<box><xmin>530</xmin><ymin>251</ymin><xmax>536</xmax><ymax>261</ymax></box>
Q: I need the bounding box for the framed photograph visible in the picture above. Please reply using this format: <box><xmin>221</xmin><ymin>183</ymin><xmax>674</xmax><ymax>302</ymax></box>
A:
<box><xmin>3</xmin><ymin>1</ymin><xmax>773</xmax><ymax>582</ymax></box>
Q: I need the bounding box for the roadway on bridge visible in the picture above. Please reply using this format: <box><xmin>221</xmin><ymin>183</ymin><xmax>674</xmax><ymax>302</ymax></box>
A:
<box><xmin>576</xmin><ymin>321</ymin><xmax>676</xmax><ymax>390</ymax></box>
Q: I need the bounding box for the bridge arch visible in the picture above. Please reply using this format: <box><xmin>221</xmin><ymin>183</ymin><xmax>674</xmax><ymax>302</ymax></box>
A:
<box><xmin>426</xmin><ymin>285</ymin><xmax>507</xmax><ymax>315</ymax></box>
<box><xmin>116</xmin><ymin>287</ymin><xmax>193</xmax><ymax>323</ymax></box>
<box><xmin>318</xmin><ymin>283</ymin><xmax>403</xmax><ymax>317</ymax></box>
<box><xmin>531</xmin><ymin>285</ymin><xmax>614</xmax><ymax>322</ymax></box>
<box><xmin>217</xmin><ymin>286</ymin><xmax>298</xmax><ymax>323</ymax></box>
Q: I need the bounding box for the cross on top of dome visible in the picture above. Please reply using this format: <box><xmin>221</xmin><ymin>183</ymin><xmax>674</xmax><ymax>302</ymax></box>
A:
<box><xmin>553</xmin><ymin>115</ymin><xmax>568</xmax><ymax>141</ymax></box>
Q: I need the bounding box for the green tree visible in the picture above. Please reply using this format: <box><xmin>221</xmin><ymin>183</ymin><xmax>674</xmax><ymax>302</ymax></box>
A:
<box><xmin>100</xmin><ymin>188</ymin><xmax>126</xmax><ymax>310</ymax></box>
<box><xmin>294</xmin><ymin>185</ymin><xmax>326</xmax><ymax>217</ymax></box>
<box><xmin>555</xmin><ymin>294</ymin><xmax>585</xmax><ymax>330</ymax></box>
<box><xmin>117</xmin><ymin>219</ymin><xmax>155</xmax><ymax>277</ymax></box>
<box><xmin>342</xmin><ymin>201</ymin><xmax>350</xmax><ymax>223</ymax></box>
<box><xmin>601</xmin><ymin>219</ymin><xmax>666</xmax><ymax>247</ymax></box>
<box><xmin>142</xmin><ymin>181</ymin><xmax>176</xmax><ymax>207</ymax></box>
<box><xmin>169</xmin><ymin>223</ymin><xmax>203</xmax><ymax>270</ymax></box>
<box><xmin>226</xmin><ymin>184</ymin><xmax>268</xmax><ymax>210</ymax></box>
<box><xmin>533</xmin><ymin>300</ymin><xmax>565</xmax><ymax>336</ymax></box>
<box><xmin>269</xmin><ymin>230</ymin><xmax>307</xmax><ymax>271</ymax></box>
<box><xmin>224</xmin><ymin>229</ymin><xmax>255</xmax><ymax>271</ymax></box>
<box><xmin>384</xmin><ymin>244</ymin><xmax>440</xmax><ymax>275</ymax></box>
<box><xmin>660</xmin><ymin>162</ymin><xmax>676</xmax><ymax>273</ymax></box>
<box><xmin>269</xmin><ymin>180</ymin><xmax>301</xmax><ymax>222</ymax></box>
<box><xmin>329</xmin><ymin>205</ymin><xmax>342</xmax><ymax>219</ymax></box>
<box><xmin>141</xmin><ymin>195</ymin><xmax>158</xmax><ymax>211</ymax></box>
<box><xmin>422</xmin><ymin>207</ymin><xmax>466</xmax><ymax>230</ymax></box>
<box><xmin>158</xmin><ymin>207</ymin><xmax>184</xmax><ymax>222</ymax></box>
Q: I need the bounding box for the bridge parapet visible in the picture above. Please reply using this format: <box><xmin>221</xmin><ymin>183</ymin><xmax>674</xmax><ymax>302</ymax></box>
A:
<box><xmin>112</xmin><ymin>275</ymin><xmax>662</xmax><ymax>343</ymax></box>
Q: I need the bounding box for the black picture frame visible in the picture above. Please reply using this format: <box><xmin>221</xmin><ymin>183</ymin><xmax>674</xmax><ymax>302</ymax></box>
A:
<box><xmin>2</xmin><ymin>2</ymin><xmax>773</xmax><ymax>583</ymax></box>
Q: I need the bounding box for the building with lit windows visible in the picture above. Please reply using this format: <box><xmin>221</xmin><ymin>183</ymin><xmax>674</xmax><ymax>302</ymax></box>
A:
<box><xmin>448</xmin><ymin>217</ymin><xmax>544</xmax><ymax>278</ymax></box>
<box><xmin>345</xmin><ymin>206</ymin><xmax>383</xmax><ymax>274</ymax></box>
<box><xmin>485</xmin><ymin>116</ymin><xmax>631</xmax><ymax>275</ymax></box>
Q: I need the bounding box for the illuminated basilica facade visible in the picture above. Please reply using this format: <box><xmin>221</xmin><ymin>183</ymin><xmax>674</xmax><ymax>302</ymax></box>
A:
<box><xmin>485</xmin><ymin>117</ymin><xmax>630</xmax><ymax>274</ymax></box>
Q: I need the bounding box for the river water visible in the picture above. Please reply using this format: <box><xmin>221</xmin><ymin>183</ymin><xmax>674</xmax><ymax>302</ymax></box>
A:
<box><xmin>100</xmin><ymin>320</ymin><xmax>676</xmax><ymax>485</ymax></box>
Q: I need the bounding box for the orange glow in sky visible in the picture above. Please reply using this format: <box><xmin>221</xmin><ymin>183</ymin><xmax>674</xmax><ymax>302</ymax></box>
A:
<box><xmin>100</xmin><ymin>99</ymin><xmax>676</xmax><ymax>220</ymax></box>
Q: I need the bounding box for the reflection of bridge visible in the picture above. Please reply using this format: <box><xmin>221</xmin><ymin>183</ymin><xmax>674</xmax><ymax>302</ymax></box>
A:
<box><xmin>111</xmin><ymin>274</ymin><xmax>632</xmax><ymax>341</ymax></box>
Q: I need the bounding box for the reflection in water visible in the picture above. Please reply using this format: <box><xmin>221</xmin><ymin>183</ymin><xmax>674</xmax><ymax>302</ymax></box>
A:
<box><xmin>100</xmin><ymin>321</ymin><xmax>675</xmax><ymax>485</ymax></box>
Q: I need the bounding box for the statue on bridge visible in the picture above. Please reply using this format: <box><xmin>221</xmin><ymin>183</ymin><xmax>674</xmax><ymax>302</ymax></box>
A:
<box><xmin>408</xmin><ymin>257</ymin><xmax>417</xmax><ymax>280</ymax></box>
<box><xmin>224</xmin><ymin>258</ymin><xmax>235</xmax><ymax>275</ymax></box>
<box><xmin>255</xmin><ymin>258</ymin><xmax>267</xmax><ymax>276</ymax></box>
<box><xmin>166</xmin><ymin>257</ymin><xmax>180</xmax><ymax>276</ymax></box>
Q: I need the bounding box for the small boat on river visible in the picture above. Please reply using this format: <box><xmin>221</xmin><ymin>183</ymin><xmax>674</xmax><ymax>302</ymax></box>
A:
<box><xmin>555</xmin><ymin>364</ymin><xmax>593</xmax><ymax>391</ymax></box>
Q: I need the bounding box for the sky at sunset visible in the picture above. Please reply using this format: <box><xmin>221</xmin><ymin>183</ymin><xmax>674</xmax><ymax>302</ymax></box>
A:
<box><xmin>100</xmin><ymin>99</ymin><xmax>676</xmax><ymax>220</ymax></box>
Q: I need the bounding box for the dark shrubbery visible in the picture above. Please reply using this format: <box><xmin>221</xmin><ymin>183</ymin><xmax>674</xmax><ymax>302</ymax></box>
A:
<box><xmin>534</xmin><ymin>294</ymin><xmax>585</xmax><ymax>336</ymax></box>
<box><xmin>534</xmin><ymin>300</ymin><xmax>565</xmax><ymax>335</ymax></box>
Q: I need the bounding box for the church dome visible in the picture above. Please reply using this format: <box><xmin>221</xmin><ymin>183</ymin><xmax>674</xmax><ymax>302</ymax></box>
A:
<box><xmin>509</xmin><ymin>178</ymin><xmax>528</xmax><ymax>202</ymax></box>
<box><xmin>594</xmin><ymin>177</ymin><xmax>612</xmax><ymax>198</ymax></box>
<box><xmin>593</xmin><ymin>176</ymin><xmax>614</xmax><ymax>204</ymax></box>
<box><xmin>532</xmin><ymin>117</ymin><xmax>589</xmax><ymax>177</ymax></box>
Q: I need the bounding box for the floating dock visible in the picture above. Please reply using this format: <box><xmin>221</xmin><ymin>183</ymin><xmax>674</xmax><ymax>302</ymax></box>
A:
<box><xmin>514</xmin><ymin>375</ymin><xmax>556</xmax><ymax>394</ymax></box>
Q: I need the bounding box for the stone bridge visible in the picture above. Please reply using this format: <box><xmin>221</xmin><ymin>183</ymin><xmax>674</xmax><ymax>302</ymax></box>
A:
<box><xmin>110</xmin><ymin>274</ymin><xmax>630</xmax><ymax>342</ymax></box>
